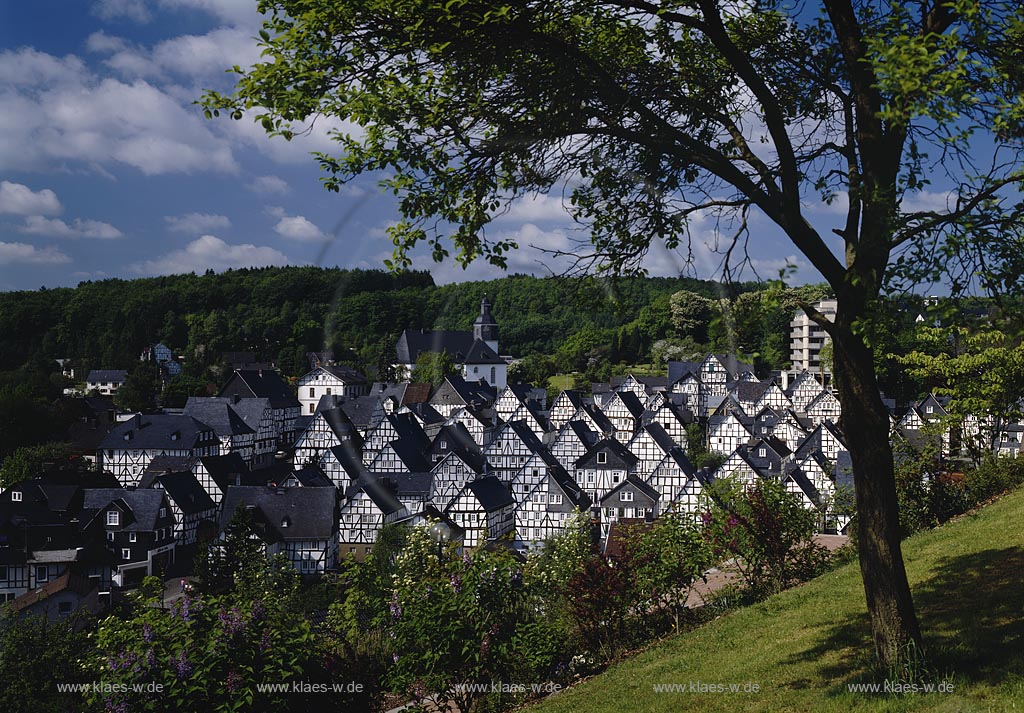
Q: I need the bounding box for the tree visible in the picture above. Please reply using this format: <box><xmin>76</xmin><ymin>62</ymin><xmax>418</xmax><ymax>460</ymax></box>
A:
<box><xmin>115</xmin><ymin>362</ymin><xmax>159</xmax><ymax>412</ymax></box>
<box><xmin>669</xmin><ymin>290</ymin><xmax>715</xmax><ymax>342</ymax></box>
<box><xmin>205</xmin><ymin>0</ymin><xmax>1024</xmax><ymax>667</ymax></box>
<box><xmin>898</xmin><ymin>327</ymin><xmax>1024</xmax><ymax>463</ymax></box>
<box><xmin>0</xmin><ymin>442</ymin><xmax>70</xmax><ymax>489</ymax></box>
<box><xmin>410</xmin><ymin>349</ymin><xmax>457</xmax><ymax>385</ymax></box>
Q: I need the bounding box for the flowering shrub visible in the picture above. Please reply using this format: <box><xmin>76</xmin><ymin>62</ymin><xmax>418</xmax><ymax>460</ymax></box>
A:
<box><xmin>702</xmin><ymin>477</ymin><xmax>832</xmax><ymax>599</ymax></box>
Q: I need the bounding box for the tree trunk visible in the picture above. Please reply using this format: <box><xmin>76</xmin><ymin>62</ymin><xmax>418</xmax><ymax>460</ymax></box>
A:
<box><xmin>831</xmin><ymin>314</ymin><xmax>923</xmax><ymax>667</ymax></box>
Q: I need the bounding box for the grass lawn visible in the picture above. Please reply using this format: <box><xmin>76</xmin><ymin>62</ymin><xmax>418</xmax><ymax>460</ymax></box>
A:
<box><xmin>547</xmin><ymin>374</ymin><xmax>576</xmax><ymax>392</ymax></box>
<box><xmin>529</xmin><ymin>487</ymin><xmax>1024</xmax><ymax>712</ymax></box>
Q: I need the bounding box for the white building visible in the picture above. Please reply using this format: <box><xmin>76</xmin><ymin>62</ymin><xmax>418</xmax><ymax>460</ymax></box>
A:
<box><xmin>790</xmin><ymin>299</ymin><xmax>837</xmax><ymax>378</ymax></box>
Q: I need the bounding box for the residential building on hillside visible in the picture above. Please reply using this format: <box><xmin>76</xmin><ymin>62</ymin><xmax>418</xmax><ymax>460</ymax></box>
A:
<box><xmin>790</xmin><ymin>299</ymin><xmax>837</xmax><ymax>378</ymax></box>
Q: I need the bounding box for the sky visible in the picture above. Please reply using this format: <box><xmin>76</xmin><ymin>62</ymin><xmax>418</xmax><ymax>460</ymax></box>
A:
<box><xmin>0</xmin><ymin>0</ymin><xmax>879</xmax><ymax>293</ymax></box>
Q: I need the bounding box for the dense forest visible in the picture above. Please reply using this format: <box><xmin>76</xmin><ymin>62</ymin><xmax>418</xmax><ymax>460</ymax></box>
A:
<box><xmin>0</xmin><ymin>266</ymin><xmax>943</xmax><ymax>458</ymax></box>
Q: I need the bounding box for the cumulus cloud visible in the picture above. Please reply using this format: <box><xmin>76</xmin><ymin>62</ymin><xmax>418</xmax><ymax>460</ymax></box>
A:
<box><xmin>92</xmin><ymin>0</ymin><xmax>152</xmax><ymax>23</ymax></box>
<box><xmin>164</xmin><ymin>212</ymin><xmax>231</xmax><ymax>233</ymax></box>
<box><xmin>133</xmin><ymin>235</ymin><xmax>290</xmax><ymax>275</ymax></box>
<box><xmin>248</xmin><ymin>175</ymin><xmax>290</xmax><ymax>194</ymax></box>
<box><xmin>496</xmin><ymin>193</ymin><xmax>574</xmax><ymax>225</ymax></box>
<box><xmin>88</xmin><ymin>27</ymin><xmax>263</xmax><ymax>81</ymax></box>
<box><xmin>20</xmin><ymin>215</ymin><xmax>124</xmax><ymax>239</ymax></box>
<box><xmin>0</xmin><ymin>242</ymin><xmax>72</xmax><ymax>265</ymax></box>
<box><xmin>272</xmin><ymin>211</ymin><xmax>329</xmax><ymax>242</ymax></box>
<box><xmin>0</xmin><ymin>181</ymin><xmax>63</xmax><ymax>216</ymax></box>
<box><xmin>0</xmin><ymin>48</ymin><xmax>238</xmax><ymax>175</ymax></box>
<box><xmin>159</xmin><ymin>0</ymin><xmax>264</xmax><ymax>28</ymax></box>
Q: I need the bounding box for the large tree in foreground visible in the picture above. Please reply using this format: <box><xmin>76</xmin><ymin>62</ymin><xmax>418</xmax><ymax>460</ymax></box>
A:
<box><xmin>206</xmin><ymin>0</ymin><xmax>1024</xmax><ymax>665</ymax></box>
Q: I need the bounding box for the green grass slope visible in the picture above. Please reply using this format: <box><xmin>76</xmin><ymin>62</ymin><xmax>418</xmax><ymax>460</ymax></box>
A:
<box><xmin>530</xmin><ymin>488</ymin><xmax>1024</xmax><ymax>712</ymax></box>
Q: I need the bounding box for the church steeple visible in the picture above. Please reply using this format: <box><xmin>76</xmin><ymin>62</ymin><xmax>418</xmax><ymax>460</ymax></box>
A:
<box><xmin>473</xmin><ymin>295</ymin><xmax>499</xmax><ymax>353</ymax></box>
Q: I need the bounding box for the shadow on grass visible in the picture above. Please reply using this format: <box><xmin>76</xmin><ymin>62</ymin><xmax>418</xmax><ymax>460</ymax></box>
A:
<box><xmin>784</xmin><ymin>546</ymin><xmax>1024</xmax><ymax>695</ymax></box>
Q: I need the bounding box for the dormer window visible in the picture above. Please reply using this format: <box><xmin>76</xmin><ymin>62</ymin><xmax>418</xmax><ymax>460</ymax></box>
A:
<box><xmin>281</xmin><ymin>516</ymin><xmax>291</xmax><ymax>528</ymax></box>
<box><xmin>159</xmin><ymin>507</ymin><xmax>167</xmax><ymax>518</ymax></box>
<box><xmin>11</xmin><ymin>491</ymin><xmax>21</xmax><ymax>502</ymax></box>
<box><xmin>926</xmin><ymin>405</ymin><xmax>934</xmax><ymax>414</ymax></box>
<box><xmin>106</xmin><ymin>511</ymin><xmax>119</xmax><ymax>526</ymax></box>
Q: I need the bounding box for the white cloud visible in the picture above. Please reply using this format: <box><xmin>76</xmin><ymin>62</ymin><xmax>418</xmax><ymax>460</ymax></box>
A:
<box><xmin>92</xmin><ymin>0</ymin><xmax>152</xmax><ymax>23</ymax></box>
<box><xmin>134</xmin><ymin>235</ymin><xmax>290</xmax><ymax>274</ymax></box>
<box><xmin>158</xmin><ymin>0</ymin><xmax>263</xmax><ymax>28</ymax></box>
<box><xmin>496</xmin><ymin>193</ymin><xmax>574</xmax><ymax>225</ymax></box>
<box><xmin>20</xmin><ymin>215</ymin><xmax>124</xmax><ymax>239</ymax></box>
<box><xmin>273</xmin><ymin>212</ymin><xmax>329</xmax><ymax>242</ymax></box>
<box><xmin>224</xmin><ymin>108</ymin><xmax>364</xmax><ymax>164</ymax></box>
<box><xmin>164</xmin><ymin>212</ymin><xmax>231</xmax><ymax>233</ymax></box>
<box><xmin>901</xmin><ymin>189</ymin><xmax>954</xmax><ymax>214</ymax></box>
<box><xmin>0</xmin><ymin>242</ymin><xmax>72</xmax><ymax>265</ymax></box>
<box><xmin>89</xmin><ymin>27</ymin><xmax>263</xmax><ymax>81</ymax></box>
<box><xmin>248</xmin><ymin>175</ymin><xmax>290</xmax><ymax>194</ymax></box>
<box><xmin>0</xmin><ymin>48</ymin><xmax>238</xmax><ymax>175</ymax></box>
<box><xmin>0</xmin><ymin>49</ymin><xmax>87</xmax><ymax>88</ymax></box>
<box><xmin>0</xmin><ymin>181</ymin><xmax>63</xmax><ymax>216</ymax></box>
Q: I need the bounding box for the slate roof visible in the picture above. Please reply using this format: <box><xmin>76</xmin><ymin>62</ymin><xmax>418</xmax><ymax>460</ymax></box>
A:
<box><xmin>184</xmin><ymin>398</ymin><xmax>255</xmax><ymax>437</ymax></box>
<box><xmin>582</xmin><ymin>404</ymin><xmax>615</xmax><ymax>433</ymax></box>
<box><xmin>321</xmin><ymin>406</ymin><xmax>364</xmax><ymax>448</ymax></box>
<box><xmin>465</xmin><ymin>477</ymin><xmax>514</xmax><ymax>512</ymax></box>
<box><xmin>340</xmin><ymin>395</ymin><xmax>385</xmax><ymax>431</ymax></box>
<box><xmin>219</xmin><ymin>485</ymin><xmax>338</xmax><ymax>542</ymax></box>
<box><xmin>733</xmin><ymin>380</ymin><xmax>771</xmax><ymax>402</ymax></box>
<box><xmin>383</xmin><ymin>472</ymin><xmax>433</xmax><ymax>499</ymax></box>
<box><xmin>155</xmin><ymin>471</ymin><xmax>216</xmax><ymax>515</ymax></box>
<box><xmin>613</xmin><ymin>390</ymin><xmax>646</xmax><ymax>419</ymax></box>
<box><xmin>395</xmin><ymin>329</ymin><xmax>477</xmax><ymax>365</ymax></box>
<box><xmin>462</xmin><ymin>339</ymin><xmax>505</xmax><ymax>365</ymax></box>
<box><xmin>601</xmin><ymin>475</ymin><xmax>660</xmax><ymax>504</ymax></box>
<box><xmin>99</xmin><ymin>414</ymin><xmax>214</xmax><ymax>451</ymax></box>
<box><xmin>321</xmin><ymin>365</ymin><xmax>367</xmax><ymax>383</ymax></box>
<box><xmin>576</xmin><ymin>438</ymin><xmax>640</xmax><ymax>469</ymax></box>
<box><xmin>219</xmin><ymin>370</ymin><xmax>298</xmax><ymax>409</ymax></box>
<box><xmin>350</xmin><ymin>475</ymin><xmax>404</xmax><ymax>516</ymax></box>
<box><xmin>387</xmin><ymin>437</ymin><xmax>433</xmax><ymax>473</ymax></box>
<box><xmin>288</xmin><ymin>464</ymin><xmax>335</xmax><ymax>488</ymax></box>
<box><xmin>565</xmin><ymin>419</ymin><xmax>600</xmax><ymax>448</ymax></box>
<box><xmin>431</xmin><ymin>423</ymin><xmax>487</xmax><ymax>474</ymax></box>
<box><xmin>783</xmin><ymin>464</ymin><xmax>822</xmax><ymax>507</ymax></box>
<box><xmin>81</xmin><ymin>488</ymin><xmax>169</xmax><ymax>532</ymax></box>
<box><xmin>640</xmin><ymin>421</ymin><xmax>677</xmax><ymax>454</ymax></box>
<box><xmin>199</xmin><ymin>453</ymin><xmax>260</xmax><ymax>491</ymax></box>
<box><xmin>668</xmin><ymin>360</ymin><xmax>702</xmax><ymax>384</ymax></box>
<box><xmin>548</xmin><ymin>466</ymin><xmax>591</xmax><ymax>509</ymax></box>
<box><xmin>666</xmin><ymin>447</ymin><xmax>697</xmax><ymax>478</ymax></box>
<box><xmin>86</xmin><ymin>370</ymin><xmax>127</xmax><ymax>384</ymax></box>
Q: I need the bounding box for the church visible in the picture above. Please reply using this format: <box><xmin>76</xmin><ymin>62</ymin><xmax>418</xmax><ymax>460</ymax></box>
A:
<box><xmin>394</xmin><ymin>296</ymin><xmax>508</xmax><ymax>388</ymax></box>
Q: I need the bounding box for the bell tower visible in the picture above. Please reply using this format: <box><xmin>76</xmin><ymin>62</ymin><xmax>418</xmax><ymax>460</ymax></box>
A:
<box><xmin>473</xmin><ymin>295</ymin><xmax>499</xmax><ymax>353</ymax></box>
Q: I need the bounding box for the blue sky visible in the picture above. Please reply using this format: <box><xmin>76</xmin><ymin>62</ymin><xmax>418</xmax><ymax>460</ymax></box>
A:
<box><xmin>1</xmin><ymin>0</ymin><xmax>948</xmax><ymax>293</ymax></box>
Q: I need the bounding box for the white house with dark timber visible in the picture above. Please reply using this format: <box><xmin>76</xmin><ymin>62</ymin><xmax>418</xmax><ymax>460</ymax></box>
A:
<box><xmin>98</xmin><ymin>414</ymin><xmax>219</xmax><ymax>487</ymax></box>
<box><xmin>445</xmin><ymin>477</ymin><xmax>515</xmax><ymax>548</ymax></box>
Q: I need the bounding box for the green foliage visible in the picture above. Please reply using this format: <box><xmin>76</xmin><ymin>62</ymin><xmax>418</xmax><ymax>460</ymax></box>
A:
<box><xmin>0</xmin><ymin>609</ymin><xmax>92</xmax><ymax>713</ymax></box>
<box><xmin>114</xmin><ymin>362</ymin><xmax>159</xmax><ymax>413</ymax></box>
<box><xmin>194</xmin><ymin>508</ymin><xmax>268</xmax><ymax>595</ymax></box>
<box><xmin>702</xmin><ymin>477</ymin><xmax>832</xmax><ymax>599</ymax></box>
<box><xmin>0</xmin><ymin>442</ymin><xmax>70</xmax><ymax>489</ymax></box>
<box><xmin>410</xmin><ymin>349</ymin><xmax>457</xmax><ymax>386</ymax></box>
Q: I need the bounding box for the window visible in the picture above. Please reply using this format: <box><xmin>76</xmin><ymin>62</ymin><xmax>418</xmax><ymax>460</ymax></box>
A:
<box><xmin>490</xmin><ymin>367</ymin><xmax>496</xmax><ymax>382</ymax></box>
<box><xmin>0</xmin><ymin>566</ymin><xmax>7</xmax><ymax>581</ymax></box>
<box><xmin>326</xmin><ymin>388</ymin><xmax>331</xmax><ymax>396</ymax></box>
<box><xmin>309</xmin><ymin>387</ymin><xmax>315</xmax><ymax>397</ymax></box>
<box><xmin>10</xmin><ymin>491</ymin><xmax>21</xmax><ymax>502</ymax></box>
<box><xmin>926</xmin><ymin>405</ymin><xmax>934</xmax><ymax>414</ymax></box>
<box><xmin>439</xmin><ymin>441</ymin><xmax>447</xmax><ymax>449</ymax></box>
<box><xmin>551</xmin><ymin>494</ymin><xmax>563</xmax><ymax>505</ymax></box>
<box><xmin>309</xmin><ymin>403</ymin><xmax>315</xmax><ymax>413</ymax></box>
<box><xmin>106</xmin><ymin>531</ymin><xmax>114</xmax><ymax>542</ymax></box>
<box><xmin>758</xmin><ymin>448</ymin><xmax>766</xmax><ymax>457</ymax></box>
<box><xmin>159</xmin><ymin>507</ymin><xmax>167</xmax><ymax>518</ymax></box>
<box><xmin>620</xmin><ymin>491</ymin><xmax>634</xmax><ymax>502</ymax></box>
<box><xmin>129</xmin><ymin>532</ymin><xmax>137</xmax><ymax>542</ymax></box>
<box><xmin>597</xmin><ymin>452</ymin><xmax>607</xmax><ymax>464</ymax></box>
<box><xmin>122</xmin><ymin>549</ymin><xmax>131</xmax><ymax>560</ymax></box>
<box><xmin>586</xmin><ymin>474</ymin><xmax>595</xmax><ymax>484</ymax></box>
<box><xmin>36</xmin><ymin>566</ymin><xmax>48</xmax><ymax>583</ymax></box>
<box><xmin>106</xmin><ymin>511</ymin><xmax>119</xmax><ymax>526</ymax></box>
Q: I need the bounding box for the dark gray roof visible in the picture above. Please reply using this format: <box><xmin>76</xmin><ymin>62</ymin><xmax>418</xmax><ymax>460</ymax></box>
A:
<box><xmin>219</xmin><ymin>485</ymin><xmax>338</xmax><ymax>542</ymax></box>
<box><xmin>99</xmin><ymin>413</ymin><xmax>214</xmax><ymax>451</ymax></box>
<box><xmin>601</xmin><ymin>475</ymin><xmax>660</xmax><ymax>504</ymax></box>
<box><xmin>783</xmin><ymin>466</ymin><xmax>822</xmax><ymax>507</ymax></box>
<box><xmin>667</xmin><ymin>361</ymin><xmax>702</xmax><ymax>384</ymax></box>
<box><xmin>566</xmin><ymin>419</ymin><xmax>600</xmax><ymax>448</ymax></box>
<box><xmin>328</xmin><ymin>442</ymin><xmax>368</xmax><ymax>481</ymax></box>
<box><xmin>384</xmin><ymin>472</ymin><xmax>433</xmax><ymax>498</ymax></box>
<box><xmin>465</xmin><ymin>477</ymin><xmax>514</xmax><ymax>511</ymax></box>
<box><xmin>219</xmin><ymin>370</ymin><xmax>298</xmax><ymax>409</ymax></box>
<box><xmin>549</xmin><ymin>466</ymin><xmax>591</xmax><ymax>509</ymax></box>
<box><xmin>641</xmin><ymin>421</ymin><xmax>677</xmax><ymax>454</ymax></box>
<box><xmin>340</xmin><ymin>395</ymin><xmax>384</xmax><ymax>431</ymax></box>
<box><xmin>184</xmin><ymin>398</ymin><xmax>255</xmax><ymax>437</ymax></box>
<box><xmin>87</xmin><ymin>369</ymin><xmax>127</xmax><ymax>383</ymax></box>
<box><xmin>155</xmin><ymin>471</ymin><xmax>216</xmax><ymax>515</ymax></box>
<box><xmin>321</xmin><ymin>365</ymin><xmax>366</xmax><ymax>383</ymax></box>
<box><xmin>350</xmin><ymin>475</ymin><xmax>404</xmax><ymax>515</ymax></box>
<box><xmin>733</xmin><ymin>380</ymin><xmax>771</xmax><ymax>402</ymax></box>
<box><xmin>387</xmin><ymin>437</ymin><xmax>433</xmax><ymax>472</ymax></box>
<box><xmin>613</xmin><ymin>390</ymin><xmax>646</xmax><ymax>419</ymax></box>
<box><xmin>199</xmin><ymin>453</ymin><xmax>259</xmax><ymax>490</ymax></box>
<box><xmin>395</xmin><ymin>329</ymin><xmax>476</xmax><ymax>365</ymax></box>
<box><xmin>576</xmin><ymin>438</ymin><xmax>639</xmax><ymax>469</ymax></box>
<box><xmin>288</xmin><ymin>464</ymin><xmax>335</xmax><ymax>488</ymax></box>
<box><xmin>582</xmin><ymin>404</ymin><xmax>614</xmax><ymax>433</ymax></box>
<box><xmin>82</xmin><ymin>488</ymin><xmax>169</xmax><ymax>531</ymax></box>
<box><xmin>431</xmin><ymin>423</ymin><xmax>487</xmax><ymax>474</ymax></box>
<box><xmin>463</xmin><ymin>339</ymin><xmax>505</xmax><ymax>365</ymax></box>
<box><xmin>667</xmin><ymin>447</ymin><xmax>696</xmax><ymax>477</ymax></box>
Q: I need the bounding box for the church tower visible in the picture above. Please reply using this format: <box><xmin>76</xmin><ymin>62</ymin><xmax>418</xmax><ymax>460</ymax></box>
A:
<box><xmin>473</xmin><ymin>295</ymin><xmax>499</xmax><ymax>353</ymax></box>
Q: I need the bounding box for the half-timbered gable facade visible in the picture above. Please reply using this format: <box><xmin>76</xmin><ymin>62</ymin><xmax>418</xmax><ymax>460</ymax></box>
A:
<box><xmin>671</xmin><ymin>371</ymin><xmax>706</xmax><ymax>415</ymax></box>
<box><xmin>576</xmin><ymin>403</ymin><xmax>616</xmax><ymax>439</ymax></box>
<box><xmin>742</xmin><ymin>436</ymin><xmax>793</xmax><ymax>479</ymax></box>
<box><xmin>514</xmin><ymin>466</ymin><xmax>591</xmax><ymax>550</ymax></box>
<box><xmin>495</xmin><ymin>384</ymin><xmax>533</xmax><ymax>423</ymax></box>
<box><xmin>150</xmin><ymin>470</ymin><xmax>217</xmax><ymax>546</ymax></box>
<box><xmin>548</xmin><ymin>390</ymin><xmax>584</xmax><ymax>432</ymax></box>
<box><xmin>795</xmin><ymin>421</ymin><xmax>848</xmax><ymax>462</ymax></box>
<box><xmin>445</xmin><ymin>477</ymin><xmax>515</xmax><ymax>548</ymax></box>
<box><xmin>445</xmin><ymin>406</ymin><xmax>498</xmax><ymax>448</ymax></box>
<box><xmin>666</xmin><ymin>467</ymin><xmax>716</xmax><ymax>518</ymax></box>
<box><xmin>339</xmin><ymin>476</ymin><xmax>408</xmax><ymax>560</ymax></box>
<box><xmin>297</xmin><ymin>365</ymin><xmax>368</xmax><ymax>415</ymax></box>
<box><xmin>219</xmin><ymin>485</ymin><xmax>340</xmax><ymax>575</ymax></box>
<box><xmin>293</xmin><ymin>403</ymin><xmax>362</xmax><ymax>467</ymax></box>
<box><xmin>484</xmin><ymin>419</ymin><xmax>544</xmax><ymax>484</ymax></box>
<box><xmin>369</xmin><ymin>436</ymin><xmax>433</xmax><ymax>475</ymax></box>
<box><xmin>548</xmin><ymin>420</ymin><xmax>600</xmax><ymax>472</ymax></box>
<box><xmin>219</xmin><ymin>369</ymin><xmax>301</xmax><ymax>448</ymax></box>
<box><xmin>223</xmin><ymin>397</ymin><xmax>277</xmax><ymax>469</ymax></box>
<box><xmin>644</xmin><ymin>447</ymin><xmax>696</xmax><ymax>506</ymax></box>
<box><xmin>644</xmin><ymin>400</ymin><xmax>692</xmax><ymax>446</ymax></box>
<box><xmin>194</xmin><ymin>452</ymin><xmax>254</xmax><ymax>504</ymax></box>
<box><xmin>183</xmin><ymin>398</ymin><xmax>256</xmax><ymax>465</ymax></box>
<box><xmin>698</xmin><ymin>354</ymin><xmax>731</xmax><ymax>397</ymax></box>
<box><xmin>509</xmin><ymin>400</ymin><xmax>549</xmax><ymax>439</ymax></box>
<box><xmin>98</xmin><ymin>414</ymin><xmax>219</xmax><ymax>487</ymax></box>
<box><xmin>805</xmin><ymin>390</ymin><xmax>842</xmax><ymax>425</ymax></box>
<box><xmin>429</xmin><ymin>374</ymin><xmax>496</xmax><ymax>418</ymax></box>
<box><xmin>362</xmin><ymin>411</ymin><xmax>427</xmax><ymax>467</ymax></box>
<box><xmin>785</xmin><ymin>370</ymin><xmax>825</xmax><ymax>413</ymax></box>
<box><xmin>574</xmin><ymin>438</ymin><xmax>639</xmax><ymax>503</ymax></box>
<box><xmin>626</xmin><ymin>422</ymin><xmax>676</xmax><ymax>478</ymax></box>
<box><xmin>706</xmin><ymin>411</ymin><xmax>753</xmax><ymax>456</ymax></box>
<box><xmin>713</xmin><ymin>450</ymin><xmax>767</xmax><ymax>488</ymax></box>
<box><xmin>603</xmin><ymin>390</ymin><xmax>645</xmax><ymax>438</ymax></box>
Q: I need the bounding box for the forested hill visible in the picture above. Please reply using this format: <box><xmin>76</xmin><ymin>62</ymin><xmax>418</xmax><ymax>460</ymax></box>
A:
<box><xmin>0</xmin><ymin>267</ymin><xmax>758</xmax><ymax>378</ymax></box>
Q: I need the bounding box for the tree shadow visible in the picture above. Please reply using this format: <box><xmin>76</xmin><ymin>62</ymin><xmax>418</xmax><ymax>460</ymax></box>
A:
<box><xmin>783</xmin><ymin>546</ymin><xmax>1024</xmax><ymax>695</ymax></box>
